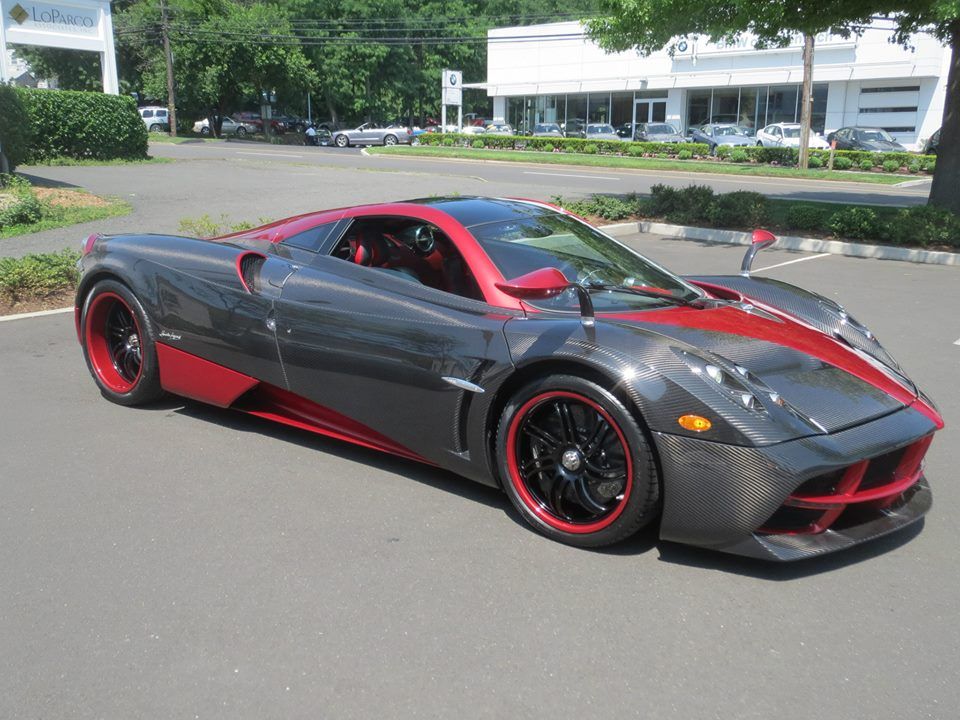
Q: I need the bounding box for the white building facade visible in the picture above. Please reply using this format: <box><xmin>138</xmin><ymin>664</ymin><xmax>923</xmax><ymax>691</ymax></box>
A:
<box><xmin>480</xmin><ymin>21</ymin><xmax>949</xmax><ymax>150</ymax></box>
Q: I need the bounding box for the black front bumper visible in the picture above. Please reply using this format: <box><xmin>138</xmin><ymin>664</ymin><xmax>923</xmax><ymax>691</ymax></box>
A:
<box><xmin>654</xmin><ymin>404</ymin><xmax>937</xmax><ymax>561</ymax></box>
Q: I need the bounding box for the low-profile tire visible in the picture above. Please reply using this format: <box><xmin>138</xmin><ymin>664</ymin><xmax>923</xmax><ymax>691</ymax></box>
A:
<box><xmin>496</xmin><ymin>374</ymin><xmax>659</xmax><ymax>548</ymax></box>
<box><xmin>383</xmin><ymin>134</ymin><xmax>398</xmax><ymax>146</ymax></box>
<box><xmin>334</xmin><ymin>134</ymin><xmax>349</xmax><ymax>148</ymax></box>
<box><xmin>80</xmin><ymin>279</ymin><xmax>164</xmax><ymax>406</ymax></box>
<box><xmin>236</xmin><ymin>126</ymin><xmax>247</xmax><ymax>137</ymax></box>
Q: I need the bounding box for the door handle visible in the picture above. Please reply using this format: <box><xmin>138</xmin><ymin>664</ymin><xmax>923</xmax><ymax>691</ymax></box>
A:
<box><xmin>265</xmin><ymin>309</ymin><xmax>277</xmax><ymax>332</ymax></box>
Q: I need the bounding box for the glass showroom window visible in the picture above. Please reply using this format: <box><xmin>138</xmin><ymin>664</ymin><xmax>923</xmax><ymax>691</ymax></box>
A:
<box><xmin>588</xmin><ymin>93</ymin><xmax>610</xmax><ymax>123</ymax></box>
<box><xmin>687</xmin><ymin>90</ymin><xmax>711</xmax><ymax>127</ymax></box>
<box><xmin>811</xmin><ymin>84</ymin><xmax>828</xmax><ymax>133</ymax></box>
<box><xmin>507</xmin><ymin>97</ymin><xmax>524</xmax><ymax>133</ymax></box>
<box><xmin>766</xmin><ymin>85</ymin><xmax>799</xmax><ymax>125</ymax></box>
<box><xmin>536</xmin><ymin>95</ymin><xmax>565</xmax><ymax>125</ymax></box>
<box><xmin>566</xmin><ymin>94</ymin><xmax>587</xmax><ymax>136</ymax></box>
<box><xmin>711</xmin><ymin>87</ymin><xmax>739</xmax><ymax>124</ymax></box>
<box><xmin>611</xmin><ymin>93</ymin><xmax>633</xmax><ymax>126</ymax></box>
<box><xmin>739</xmin><ymin>87</ymin><xmax>761</xmax><ymax>130</ymax></box>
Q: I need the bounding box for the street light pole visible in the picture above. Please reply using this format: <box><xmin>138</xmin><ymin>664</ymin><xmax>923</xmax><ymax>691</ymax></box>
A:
<box><xmin>160</xmin><ymin>0</ymin><xmax>178</xmax><ymax>137</ymax></box>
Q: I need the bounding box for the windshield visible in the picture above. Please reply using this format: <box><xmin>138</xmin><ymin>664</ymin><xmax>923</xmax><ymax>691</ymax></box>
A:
<box><xmin>587</xmin><ymin>124</ymin><xmax>616</xmax><ymax>134</ymax></box>
<box><xmin>713</xmin><ymin>125</ymin><xmax>750</xmax><ymax>136</ymax></box>
<box><xmin>535</xmin><ymin>124</ymin><xmax>560</xmax><ymax>133</ymax></box>
<box><xmin>857</xmin><ymin>129</ymin><xmax>894</xmax><ymax>142</ymax></box>
<box><xmin>470</xmin><ymin>213</ymin><xmax>703</xmax><ymax>312</ymax></box>
<box><xmin>647</xmin><ymin>124</ymin><xmax>678</xmax><ymax>135</ymax></box>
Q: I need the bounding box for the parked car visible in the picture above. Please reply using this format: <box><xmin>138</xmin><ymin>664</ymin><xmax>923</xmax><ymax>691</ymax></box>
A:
<box><xmin>332</xmin><ymin>122</ymin><xmax>414</xmax><ymax>147</ymax></box>
<box><xmin>232</xmin><ymin>111</ymin><xmax>285</xmax><ymax>133</ymax></box>
<box><xmin>75</xmin><ymin>198</ymin><xmax>942</xmax><ymax>559</ymax></box>
<box><xmin>274</xmin><ymin>114</ymin><xmax>306</xmax><ymax>132</ymax></box>
<box><xmin>826</xmin><ymin>127</ymin><xmax>907</xmax><ymax>152</ymax></box>
<box><xmin>139</xmin><ymin>106</ymin><xmax>170</xmax><ymax>133</ymax></box>
<box><xmin>460</xmin><ymin>126</ymin><xmax>486</xmax><ymax>135</ymax></box>
<box><xmin>756</xmin><ymin>123</ymin><xmax>830</xmax><ymax>149</ymax></box>
<box><xmin>635</xmin><ymin>123</ymin><xmax>687</xmax><ymax>143</ymax></box>
<box><xmin>563</xmin><ymin>118</ymin><xmax>586</xmax><ymax>137</ymax></box>
<box><xmin>689</xmin><ymin>124</ymin><xmax>755</xmax><ymax>152</ymax></box>
<box><xmin>463</xmin><ymin>113</ymin><xmax>487</xmax><ymax>127</ymax></box>
<box><xmin>304</xmin><ymin>126</ymin><xmax>333</xmax><ymax>146</ymax></box>
<box><xmin>923</xmin><ymin>128</ymin><xmax>940</xmax><ymax>155</ymax></box>
<box><xmin>532</xmin><ymin>123</ymin><xmax>563</xmax><ymax>138</ymax></box>
<box><xmin>615</xmin><ymin>122</ymin><xmax>642</xmax><ymax>140</ymax></box>
<box><xmin>192</xmin><ymin>117</ymin><xmax>257</xmax><ymax>137</ymax></box>
<box><xmin>584</xmin><ymin>123</ymin><xmax>621</xmax><ymax>141</ymax></box>
<box><xmin>485</xmin><ymin>123</ymin><xmax>515</xmax><ymax>135</ymax></box>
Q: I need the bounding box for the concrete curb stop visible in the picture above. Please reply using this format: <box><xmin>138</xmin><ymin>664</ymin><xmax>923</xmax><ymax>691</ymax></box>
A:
<box><xmin>601</xmin><ymin>220</ymin><xmax>960</xmax><ymax>266</ymax></box>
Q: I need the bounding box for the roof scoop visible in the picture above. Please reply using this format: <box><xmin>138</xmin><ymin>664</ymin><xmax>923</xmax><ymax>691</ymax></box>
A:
<box><xmin>740</xmin><ymin>229</ymin><xmax>777</xmax><ymax>277</ymax></box>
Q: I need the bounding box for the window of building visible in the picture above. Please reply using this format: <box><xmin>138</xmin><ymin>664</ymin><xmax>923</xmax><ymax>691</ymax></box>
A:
<box><xmin>861</xmin><ymin>86</ymin><xmax>921</xmax><ymax>93</ymax></box>
<box><xmin>565</xmin><ymin>94</ymin><xmax>587</xmax><ymax>136</ymax></box>
<box><xmin>611</xmin><ymin>93</ymin><xmax>633</xmax><ymax>126</ymax></box>
<box><xmin>587</xmin><ymin>93</ymin><xmax>610</xmax><ymax>123</ymax></box>
<box><xmin>711</xmin><ymin>87</ymin><xmax>740</xmax><ymax>124</ymax></box>
<box><xmin>506</xmin><ymin>97</ymin><xmax>524</xmax><ymax>134</ymax></box>
<box><xmin>686</xmin><ymin>90</ymin><xmax>711</xmax><ymax>127</ymax></box>
<box><xmin>766</xmin><ymin>85</ymin><xmax>799</xmax><ymax>125</ymax></box>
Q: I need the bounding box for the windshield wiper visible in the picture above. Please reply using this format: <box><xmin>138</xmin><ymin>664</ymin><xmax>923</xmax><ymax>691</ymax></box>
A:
<box><xmin>581</xmin><ymin>282</ymin><xmax>706</xmax><ymax>307</ymax></box>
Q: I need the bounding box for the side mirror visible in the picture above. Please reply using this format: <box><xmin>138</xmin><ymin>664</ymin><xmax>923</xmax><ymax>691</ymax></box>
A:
<box><xmin>496</xmin><ymin>268</ymin><xmax>595</xmax><ymax>327</ymax></box>
<box><xmin>740</xmin><ymin>229</ymin><xmax>777</xmax><ymax>276</ymax></box>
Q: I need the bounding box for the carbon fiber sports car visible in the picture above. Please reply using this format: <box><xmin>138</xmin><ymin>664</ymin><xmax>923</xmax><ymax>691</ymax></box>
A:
<box><xmin>75</xmin><ymin>197</ymin><xmax>943</xmax><ymax>561</ymax></box>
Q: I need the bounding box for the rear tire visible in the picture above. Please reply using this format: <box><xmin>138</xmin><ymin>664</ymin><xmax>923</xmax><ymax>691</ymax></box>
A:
<box><xmin>496</xmin><ymin>374</ymin><xmax>659</xmax><ymax>548</ymax></box>
<box><xmin>80</xmin><ymin>280</ymin><xmax>164</xmax><ymax>406</ymax></box>
<box><xmin>236</xmin><ymin>127</ymin><xmax>248</xmax><ymax>137</ymax></box>
<box><xmin>149</xmin><ymin>123</ymin><xmax>162</xmax><ymax>133</ymax></box>
<box><xmin>383</xmin><ymin>134</ymin><xmax>398</xmax><ymax>146</ymax></box>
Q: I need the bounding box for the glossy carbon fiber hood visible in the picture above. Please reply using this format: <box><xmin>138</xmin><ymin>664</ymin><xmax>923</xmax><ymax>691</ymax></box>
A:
<box><xmin>607</xmin><ymin>305</ymin><xmax>908</xmax><ymax>434</ymax></box>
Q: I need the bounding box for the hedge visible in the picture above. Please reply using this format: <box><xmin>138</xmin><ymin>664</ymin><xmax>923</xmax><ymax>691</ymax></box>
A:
<box><xmin>418</xmin><ymin>132</ymin><xmax>712</xmax><ymax>157</ymax></box>
<box><xmin>0</xmin><ymin>86</ymin><xmax>32</xmax><ymax>172</ymax></box>
<box><xmin>418</xmin><ymin>133</ymin><xmax>937</xmax><ymax>173</ymax></box>
<box><xmin>15</xmin><ymin>88</ymin><xmax>148</xmax><ymax>163</ymax></box>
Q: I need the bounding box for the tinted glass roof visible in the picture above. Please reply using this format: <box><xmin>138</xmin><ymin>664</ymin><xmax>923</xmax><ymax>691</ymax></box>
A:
<box><xmin>405</xmin><ymin>196</ymin><xmax>550</xmax><ymax>227</ymax></box>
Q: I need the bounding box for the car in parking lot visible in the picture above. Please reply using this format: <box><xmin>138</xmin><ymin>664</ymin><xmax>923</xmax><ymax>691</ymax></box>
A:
<box><xmin>485</xmin><ymin>123</ymin><xmax>515</xmax><ymax>135</ymax></box>
<box><xmin>532</xmin><ymin>123</ymin><xmax>564</xmax><ymax>138</ymax></box>
<box><xmin>826</xmin><ymin>127</ymin><xmax>907</xmax><ymax>152</ymax></box>
<box><xmin>584</xmin><ymin>123</ymin><xmax>621</xmax><ymax>141</ymax></box>
<box><xmin>139</xmin><ymin>106</ymin><xmax>170</xmax><ymax>133</ymax></box>
<box><xmin>192</xmin><ymin>117</ymin><xmax>258</xmax><ymax>137</ymax></box>
<box><xmin>332</xmin><ymin>122</ymin><xmax>414</xmax><ymax>147</ymax></box>
<box><xmin>635</xmin><ymin>123</ymin><xmax>687</xmax><ymax>143</ymax></box>
<box><xmin>756</xmin><ymin>123</ymin><xmax>830</xmax><ymax>149</ymax></box>
<box><xmin>923</xmin><ymin>128</ymin><xmax>940</xmax><ymax>155</ymax></box>
<box><xmin>689</xmin><ymin>124</ymin><xmax>755</xmax><ymax>152</ymax></box>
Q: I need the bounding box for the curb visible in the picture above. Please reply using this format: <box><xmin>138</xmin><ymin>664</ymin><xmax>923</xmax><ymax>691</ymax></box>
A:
<box><xmin>0</xmin><ymin>306</ymin><xmax>73</xmax><ymax>323</ymax></box>
<box><xmin>601</xmin><ymin>221</ymin><xmax>960</xmax><ymax>266</ymax></box>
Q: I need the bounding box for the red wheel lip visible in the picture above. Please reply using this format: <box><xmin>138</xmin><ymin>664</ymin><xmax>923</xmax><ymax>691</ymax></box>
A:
<box><xmin>84</xmin><ymin>291</ymin><xmax>143</xmax><ymax>394</ymax></box>
<box><xmin>506</xmin><ymin>390</ymin><xmax>633</xmax><ymax>534</ymax></box>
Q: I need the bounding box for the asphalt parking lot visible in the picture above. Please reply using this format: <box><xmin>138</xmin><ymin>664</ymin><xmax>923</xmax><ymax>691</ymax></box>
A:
<box><xmin>2</xmin><ymin>226</ymin><xmax>958</xmax><ymax>718</ymax></box>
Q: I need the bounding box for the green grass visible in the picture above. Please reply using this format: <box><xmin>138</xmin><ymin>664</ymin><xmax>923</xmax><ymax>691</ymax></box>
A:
<box><xmin>28</xmin><ymin>156</ymin><xmax>173</xmax><ymax>166</ymax></box>
<box><xmin>1</xmin><ymin>196</ymin><xmax>131</xmax><ymax>239</ymax></box>
<box><xmin>369</xmin><ymin>145</ymin><xmax>913</xmax><ymax>185</ymax></box>
<box><xmin>149</xmin><ymin>134</ymin><xmax>225</xmax><ymax>144</ymax></box>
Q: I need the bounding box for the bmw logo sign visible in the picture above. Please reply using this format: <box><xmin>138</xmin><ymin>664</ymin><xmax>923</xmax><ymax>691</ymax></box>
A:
<box><xmin>450</xmin><ymin>74</ymin><xmax>458</xmax><ymax>86</ymax></box>
<box><xmin>677</xmin><ymin>40</ymin><xmax>689</xmax><ymax>52</ymax></box>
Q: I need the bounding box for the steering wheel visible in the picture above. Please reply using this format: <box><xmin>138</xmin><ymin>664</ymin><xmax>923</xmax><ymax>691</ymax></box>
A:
<box><xmin>407</xmin><ymin>225</ymin><xmax>436</xmax><ymax>255</ymax></box>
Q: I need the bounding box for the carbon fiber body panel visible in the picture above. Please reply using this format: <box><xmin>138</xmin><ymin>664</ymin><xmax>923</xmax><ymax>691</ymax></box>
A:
<box><xmin>654</xmin><ymin>404</ymin><xmax>937</xmax><ymax>558</ymax></box>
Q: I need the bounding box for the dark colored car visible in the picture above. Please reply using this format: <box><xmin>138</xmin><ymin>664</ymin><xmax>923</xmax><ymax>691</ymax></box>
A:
<box><xmin>635</xmin><ymin>123</ymin><xmax>687</xmax><ymax>143</ymax></box>
<box><xmin>616</xmin><ymin>122</ymin><xmax>641</xmax><ymax>140</ymax></box>
<box><xmin>75</xmin><ymin>198</ymin><xmax>941</xmax><ymax>561</ymax></box>
<box><xmin>689</xmin><ymin>124</ymin><xmax>755</xmax><ymax>152</ymax></box>
<box><xmin>827</xmin><ymin>127</ymin><xmax>906</xmax><ymax>152</ymax></box>
<box><xmin>923</xmin><ymin>128</ymin><xmax>940</xmax><ymax>155</ymax></box>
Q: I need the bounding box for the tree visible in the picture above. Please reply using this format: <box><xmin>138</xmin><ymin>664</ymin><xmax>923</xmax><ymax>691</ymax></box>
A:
<box><xmin>586</xmin><ymin>1</ymin><xmax>960</xmax><ymax>214</ymax></box>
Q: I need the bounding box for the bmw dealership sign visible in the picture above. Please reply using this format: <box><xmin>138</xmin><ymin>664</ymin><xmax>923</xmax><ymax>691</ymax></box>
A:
<box><xmin>0</xmin><ymin>0</ymin><xmax>118</xmax><ymax>91</ymax></box>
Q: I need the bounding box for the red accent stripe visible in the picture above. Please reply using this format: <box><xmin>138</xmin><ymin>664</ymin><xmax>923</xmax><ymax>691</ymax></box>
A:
<box><xmin>156</xmin><ymin>343</ymin><xmax>259</xmax><ymax>407</ymax></box>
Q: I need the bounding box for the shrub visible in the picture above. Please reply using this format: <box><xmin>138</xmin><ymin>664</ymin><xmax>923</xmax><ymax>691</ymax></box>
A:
<box><xmin>807</xmin><ymin>155</ymin><xmax>823</xmax><ymax>169</ymax></box>
<box><xmin>441</xmin><ymin>137</ymin><xmax>455</xmax><ymax>146</ymax></box>
<box><xmin>922</xmin><ymin>158</ymin><xmax>936</xmax><ymax>173</ymax></box>
<box><xmin>0</xmin><ymin>249</ymin><xmax>80</xmax><ymax>302</ymax></box>
<box><xmin>649</xmin><ymin>184</ymin><xmax>681</xmax><ymax>216</ymax></box>
<box><xmin>0</xmin><ymin>86</ymin><xmax>32</xmax><ymax>171</ymax></box>
<box><xmin>833</xmin><ymin>156</ymin><xmax>853</xmax><ymax>170</ymax></box>
<box><xmin>627</xmin><ymin>144</ymin><xmax>645</xmax><ymax>157</ymax></box>
<box><xmin>858</xmin><ymin>158</ymin><xmax>875</xmax><ymax>171</ymax></box>
<box><xmin>729</xmin><ymin>149</ymin><xmax>749</xmax><ymax>163</ymax></box>
<box><xmin>785</xmin><ymin>204</ymin><xmax>830</xmax><ymax>232</ymax></box>
<box><xmin>649</xmin><ymin>184</ymin><xmax>715</xmax><ymax>224</ymax></box>
<box><xmin>471</xmin><ymin>139</ymin><xmax>485</xmax><ymax>149</ymax></box>
<box><xmin>828</xmin><ymin>207</ymin><xmax>881</xmax><ymax>240</ymax></box>
<box><xmin>907</xmin><ymin>161</ymin><xmax>921</xmax><ymax>173</ymax></box>
<box><xmin>0</xmin><ymin>174</ymin><xmax>43</xmax><ymax>228</ymax></box>
<box><xmin>583</xmin><ymin>143</ymin><xmax>598</xmax><ymax>154</ymax></box>
<box><xmin>882</xmin><ymin>159</ymin><xmax>901</xmax><ymax>173</ymax></box>
<box><xmin>541</xmin><ymin>143</ymin><xmax>554</xmax><ymax>153</ymax></box>
<box><xmin>677</xmin><ymin>149</ymin><xmax>692</xmax><ymax>160</ymax></box>
<box><xmin>706</xmin><ymin>191</ymin><xmax>768</xmax><ymax>228</ymax></box>
<box><xmin>715</xmin><ymin>145</ymin><xmax>732</xmax><ymax>159</ymax></box>
<box><xmin>887</xmin><ymin>205</ymin><xmax>960</xmax><ymax>248</ymax></box>
<box><xmin>16</xmin><ymin>88</ymin><xmax>147</xmax><ymax>163</ymax></box>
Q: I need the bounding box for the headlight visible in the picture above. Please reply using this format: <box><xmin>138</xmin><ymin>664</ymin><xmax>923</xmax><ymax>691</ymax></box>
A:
<box><xmin>675</xmin><ymin>349</ymin><xmax>767</xmax><ymax>413</ymax></box>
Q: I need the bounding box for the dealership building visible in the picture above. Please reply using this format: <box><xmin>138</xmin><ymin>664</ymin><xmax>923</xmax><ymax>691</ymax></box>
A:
<box><xmin>477</xmin><ymin>20</ymin><xmax>949</xmax><ymax>150</ymax></box>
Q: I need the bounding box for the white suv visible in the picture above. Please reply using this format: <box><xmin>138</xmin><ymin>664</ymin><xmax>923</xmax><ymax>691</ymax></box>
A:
<box><xmin>139</xmin><ymin>106</ymin><xmax>170</xmax><ymax>133</ymax></box>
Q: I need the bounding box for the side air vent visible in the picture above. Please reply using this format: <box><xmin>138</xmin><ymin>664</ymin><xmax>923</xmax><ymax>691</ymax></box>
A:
<box><xmin>237</xmin><ymin>252</ymin><xmax>267</xmax><ymax>293</ymax></box>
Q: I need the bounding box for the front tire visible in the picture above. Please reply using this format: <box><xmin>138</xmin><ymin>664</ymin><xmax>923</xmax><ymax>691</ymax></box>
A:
<box><xmin>200</xmin><ymin>126</ymin><xmax>210</xmax><ymax>136</ymax></box>
<box><xmin>80</xmin><ymin>280</ymin><xmax>164</xmax><ymax>406</ymax></box>
<box><xmin>149</xmin><ymin>123</ymin><xmax>162</xmax><ymax>133</ymax></box>
<box><xmin>335</xmin><ymin>134</ymin><xmax>349</xmax><ymax>148</ymax></box>
<box><xmin>496</xmin><ymin>374</ymin><xmax>659</xmax><ymax>548</ymax></box>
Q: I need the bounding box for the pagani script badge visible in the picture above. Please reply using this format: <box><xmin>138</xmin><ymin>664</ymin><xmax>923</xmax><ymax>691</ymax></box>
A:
<box><xmin>159</xmin><ymin>330</ymin><xmax>182</xmax><ymax>341</ymax></box>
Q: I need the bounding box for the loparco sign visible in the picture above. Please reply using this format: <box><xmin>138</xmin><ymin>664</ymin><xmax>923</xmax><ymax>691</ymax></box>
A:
<box><xmin>5</xmin><ymin>0</ymin><xmax>98</xmax><ymax>34</ymax></box>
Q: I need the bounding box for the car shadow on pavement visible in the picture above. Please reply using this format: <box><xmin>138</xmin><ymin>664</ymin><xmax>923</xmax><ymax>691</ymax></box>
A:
<box><xmin>15</xmin><ymin>172</ymin><xmax>82</xmax><ymax>189</ymax></box>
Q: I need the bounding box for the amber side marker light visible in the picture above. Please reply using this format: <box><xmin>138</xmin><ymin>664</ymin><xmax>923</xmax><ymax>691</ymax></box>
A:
<box><xmin>678</xmin><ymin>415</ymin><xmax>712</xmax><ymax>432</ymax></box>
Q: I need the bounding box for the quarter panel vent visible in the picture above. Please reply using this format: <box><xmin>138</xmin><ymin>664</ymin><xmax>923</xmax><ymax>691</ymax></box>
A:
<box><xmin>237</xmin><ymin>252</ymin><xmax>267</xmax><ymax>293</ymax></box>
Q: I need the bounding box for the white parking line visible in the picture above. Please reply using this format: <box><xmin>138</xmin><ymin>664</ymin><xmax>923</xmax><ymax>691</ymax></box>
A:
<box><xmin>236</xmin><ymin>150</ymin><xmax>304</xmax><ymax>158</ymax></box>
<box><xmin>523</xmin><ymin>171</ymin><xmax>618</xmax><ymax>181</ymax></box>
<box><xmin>0</xmin><ymin>306</ymin><xmax>73</xmax><ymax>323</ymax></box>
<box><xmin>753</xmin><ymin>253</ymin><xmax>832</xmax><ymax>272</ymax></box>
<box><xmin>954</xmin><ymin>337</ymin><xmax>960</xmax><ymax>346</ymax></box>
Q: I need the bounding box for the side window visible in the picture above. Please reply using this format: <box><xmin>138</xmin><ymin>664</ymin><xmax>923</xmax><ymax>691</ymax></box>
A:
<box><xmin>157</xmin><ymin>110</ymin><xmax>167</xmax><ymax>118</ymax></box>
<box><xmin>330</xmin><ymin>217</ymin><xmax>483</xmax><ymax>301</ymax></box>
<box><xmin>142</xmin><ymin>109</ymin><xmax>153</xmax><ymax>118</ymax></box>
<box><xmin>280</xmin><ymin>221</ymin><xmax>339</xmax><ymax>252</ymax></box>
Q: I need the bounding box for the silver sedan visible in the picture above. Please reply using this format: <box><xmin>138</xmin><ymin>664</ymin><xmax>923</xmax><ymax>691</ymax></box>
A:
<box><xmin>332</xmin><ymin>122</ymin><xmax>414</xmax><ymax>147</ymax></box>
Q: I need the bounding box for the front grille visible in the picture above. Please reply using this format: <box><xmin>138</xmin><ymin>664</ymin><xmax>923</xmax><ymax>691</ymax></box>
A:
<box><xmin>758</xmin><ymin>434</ymin><xmax>933</xmax><ymax>536</ymax></box>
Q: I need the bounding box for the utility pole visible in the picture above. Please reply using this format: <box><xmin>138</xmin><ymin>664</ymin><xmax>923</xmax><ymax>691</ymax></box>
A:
<box><xmin>798</xmin><ymin>33</ymin><xmax>814</xmax><ymax>170</ymax></box>
<box><xmin>160</xmin><ymin>0</ymin><xmax>178</xmax><ymax>137</ymax></box>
